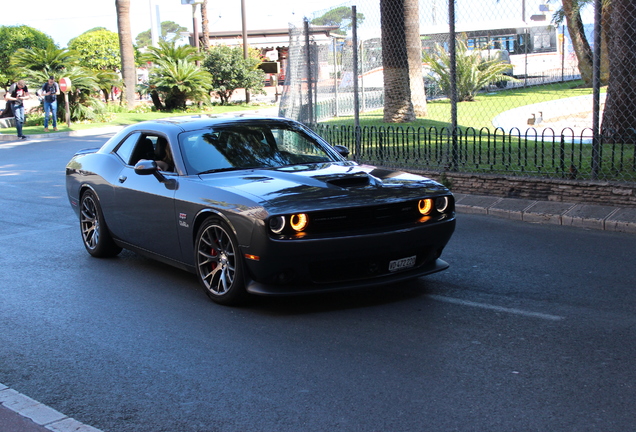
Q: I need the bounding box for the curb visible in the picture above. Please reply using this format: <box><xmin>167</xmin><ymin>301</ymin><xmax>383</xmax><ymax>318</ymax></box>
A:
<box><xmin>454</xmin><ymin>193</ymin><xmax>636</xmax><ymax>233</ymax></box>
<box><xmin>0</xmin><ymin>383</ymin><xmax>102</xmax><ymax>432</ymax></box>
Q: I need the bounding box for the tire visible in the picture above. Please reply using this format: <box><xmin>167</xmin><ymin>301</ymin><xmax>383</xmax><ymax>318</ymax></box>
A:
<box><xmin>195</xmin><ymin>219</ymin><xmax>247</xmax><ymax>305</ymax></box>
<box><xmin>79</xmin><ymin>190</ymin><xmax>122</xmax><ymax>258</ymax></box>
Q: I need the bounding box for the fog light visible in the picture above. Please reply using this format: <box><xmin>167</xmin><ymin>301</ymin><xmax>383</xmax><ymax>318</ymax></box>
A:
<box><xmin>290</xmin><ymin>213</ymin><xmax>308</xmax><ymax>231</ymax></box>
<box><xmin>418</xmin><ymin>199</ymin><xmax>433</xmax><ymax>215</ymax></box>
<box><xmin>269</xmin><ymin>216</ymin><xmax>286</xmax><ymax>234</ymax></box>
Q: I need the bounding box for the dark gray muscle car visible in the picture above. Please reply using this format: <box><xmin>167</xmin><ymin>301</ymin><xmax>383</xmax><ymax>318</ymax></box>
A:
<box><xmin>66</xmin><ymin>116</ymin><xmax>456</xmax><ymax>305</ymax></box>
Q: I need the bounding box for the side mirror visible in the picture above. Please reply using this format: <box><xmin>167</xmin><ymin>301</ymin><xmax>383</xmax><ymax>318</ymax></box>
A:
<box><xmin>134</xmin><ymin>159</ymin><xmax>158</xmax><ymax>175</ymax></box>
<box><xmin>134</xmin><ymin>159</ymin><xmax>171</xmax><ymax>185</ymax></box>
<box><xmin>333</xmin><ymin>145</ymin><xmax>350</xmax><ymax>158</ymax></box>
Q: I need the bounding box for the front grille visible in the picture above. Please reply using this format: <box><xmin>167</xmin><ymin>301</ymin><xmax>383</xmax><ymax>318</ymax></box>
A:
<box><xmin>309</xmin><ymin>201</ymin><xmax>423</xmax><ymax>233</ymax></box>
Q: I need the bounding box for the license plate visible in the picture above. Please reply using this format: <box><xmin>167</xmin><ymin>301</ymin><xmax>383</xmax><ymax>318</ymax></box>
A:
<box><xmin>389</xmin><ymin>255</ymin><xmax>416</xmax><ymax>272</ymax></box>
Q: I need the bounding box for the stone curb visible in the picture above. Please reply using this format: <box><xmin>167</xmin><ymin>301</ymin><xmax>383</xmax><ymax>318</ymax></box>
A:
<box><xmin>0</xmin><ymin>384</ymin><xmax>102</xmax><ymax>432</ymax></box>
<box><xmin>455</xmin><ymin>193</ymin><xmax>636</xmax><ymax>233</ymax></box>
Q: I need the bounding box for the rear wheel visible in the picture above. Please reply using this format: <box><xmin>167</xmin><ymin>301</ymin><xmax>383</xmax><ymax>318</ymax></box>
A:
<box><xmin>80</xmin><ymin>190</ymin><xmax>122</xmax><ymax>257</ymax></box>
<box><xmin>195</xmin><ymin>219</ymin><xmax>247</xmax><ymax>305</ymax></box>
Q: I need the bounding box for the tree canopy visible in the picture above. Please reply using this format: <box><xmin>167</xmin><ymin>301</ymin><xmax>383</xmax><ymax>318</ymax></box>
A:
<box><xmin>135</xmin><ymin>21</ymin><xmax>188</xmax><ymax>47</ymax></box>
<box><xmin>202</xmin><ymin>45</ymin><xmax>265</xmax><ymax>105</ymax></box>
<box><xmin>310</xmin><ymin>6</ymin><xmax>365</xmax><ymax>35</ymax></box>
<box><xmin>0</xmin><ymin>25</ymin><xmax>56</xmax><ymax>88</ymax></box>
<box><xmin>68</xmin><ymin>29</ymin><xmax>121</xmax><ymax>71</ymax></box>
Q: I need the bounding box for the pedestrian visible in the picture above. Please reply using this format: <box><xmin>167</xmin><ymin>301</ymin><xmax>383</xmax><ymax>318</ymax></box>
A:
<box><xmin>4</xmin><ymin>80</ymin><xmax>30</xmax><ymax>139</ymax></box>
<box><xmin>41</xmin><ymin>76</ymin><xmax>60</xmax><ymax>132</ymax></box>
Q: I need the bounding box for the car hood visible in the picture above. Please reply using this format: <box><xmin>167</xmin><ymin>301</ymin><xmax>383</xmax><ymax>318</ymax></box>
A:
<box><xmin>200</xmin><ymin>162</ymin><xmax>449</xmax><ymax>214</ymax></box>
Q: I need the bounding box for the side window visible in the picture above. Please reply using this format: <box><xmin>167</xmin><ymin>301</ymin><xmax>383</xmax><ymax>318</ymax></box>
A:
<box><xmin>114</xmin><ymin>132</ymin><xmax>141</xmax><ymax>165</ymax></box>
<box><xmin>273</xmin><ymin>128</ymin><xmax>323</xmax><ymax>157</ymax></box>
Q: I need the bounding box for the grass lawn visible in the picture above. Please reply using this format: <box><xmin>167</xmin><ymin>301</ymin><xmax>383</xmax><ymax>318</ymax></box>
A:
<box><xmin>322</xmin><ymin>80</ymin><xmax>600</xmax><ymax>131</ymax></box>
<box><xmin>1</xmin><ymin>102</ymin><xmax>273</xmax><ymax>137</ymax></box>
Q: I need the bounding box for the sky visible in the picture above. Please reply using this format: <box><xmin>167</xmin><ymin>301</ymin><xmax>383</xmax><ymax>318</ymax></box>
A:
<box><xmin>0</xmin><ymin>0</ymin><xmax>347</xmax><ymax>47</ymax></box>
<box><xmin>0</xmin><ymin>0</ymin><xmax>586</xmax><ymax>48</ymax></box>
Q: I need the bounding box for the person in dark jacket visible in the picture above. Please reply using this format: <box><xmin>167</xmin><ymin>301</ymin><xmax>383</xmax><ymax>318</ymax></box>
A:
<box><xmin>5</xmin><ymin>80</ymin><xmax>30</xmax><ymax>139</ymax></box>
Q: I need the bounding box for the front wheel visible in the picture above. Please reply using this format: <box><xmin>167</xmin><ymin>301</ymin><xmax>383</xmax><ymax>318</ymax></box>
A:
<box><xmin>195</xmin><ymin>219</ymin><xmax>247</xmax><ymax>305</ymax></box>
<box><xmin>79</xmin><ymin>190</ymin><xmax>122</xmax><ymax>257</ymax></box>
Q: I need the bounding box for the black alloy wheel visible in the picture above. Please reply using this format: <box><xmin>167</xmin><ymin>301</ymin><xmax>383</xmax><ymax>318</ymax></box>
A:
<box><xmin>195</xmin><ymin>219</ymin><xmax>247</xmax><ymax>305</ymax></box>
<box><xmin>79</xmin><ymin>190</ymin><xmax>122</xmax><ymax>257</ymax></box>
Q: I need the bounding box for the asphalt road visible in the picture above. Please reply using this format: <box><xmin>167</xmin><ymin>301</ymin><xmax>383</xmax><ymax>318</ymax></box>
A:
<box><xmin>1</xmin><ymin>135</ymin><xmax>636</xmax><ymax>432</ymax></box>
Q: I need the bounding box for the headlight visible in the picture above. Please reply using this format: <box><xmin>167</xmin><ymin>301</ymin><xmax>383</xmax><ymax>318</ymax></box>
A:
<box><xmin>290</xmin><ymin>213</ymin><xmax>308</xmax><ymax>232</ymax></box>
<box><xmin>418</xmin><ymin>199</ymin><xmax>434</xmax><ymax>215</ymax></box>
<box><xmin>269</xmin><ymin>216</ymin><xmax>286</xmax><ymax>234</ymax></box>
<box><xmin>435</xmin><ymin>196</ymin><xmax>449</xmax><ymax>213</ymax></box>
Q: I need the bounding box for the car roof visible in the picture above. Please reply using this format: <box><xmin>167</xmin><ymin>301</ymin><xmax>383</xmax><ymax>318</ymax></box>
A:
<box><xmin>133</xmin><ymin>115</ymin><xmax>299</xmax><ymax>134</ymax></box>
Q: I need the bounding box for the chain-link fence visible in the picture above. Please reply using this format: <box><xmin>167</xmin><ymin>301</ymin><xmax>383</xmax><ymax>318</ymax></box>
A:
<box><xmin>278</xmin><ymin>0</ymin><xmax>636</xmax><ymax>183</ymax></box>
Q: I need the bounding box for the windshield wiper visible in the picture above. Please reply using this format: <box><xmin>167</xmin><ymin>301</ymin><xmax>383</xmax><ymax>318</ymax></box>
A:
<box><xmin>197</xmin><ymin>167</ymin><xmax>244</xmax><ymax>175</ymax></box>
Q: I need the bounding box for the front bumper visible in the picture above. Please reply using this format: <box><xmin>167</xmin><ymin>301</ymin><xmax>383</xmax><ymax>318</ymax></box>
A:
<box><xmin>242</xmin><ymin>217</ymin><xmax>456</xmax><ymax>295</ymax></box>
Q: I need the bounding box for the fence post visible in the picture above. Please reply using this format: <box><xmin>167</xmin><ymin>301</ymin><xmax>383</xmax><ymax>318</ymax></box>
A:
<box><xmin>591</xmin><ymin>0</ymin><xmax>602</xmax><ymax>179</ymax></box>
<box><xmin>333</xmin><ymin>37</ymin><xmax>339</xmax><ymax>118</ymax></box>
<box><xmin>304</xmin><ymin>19</ymin><xmax>314</xmax><ymax>125</ymax></box>
<box><xmin>448</xmin><ymin>0</ymin><xmax>459</xmax><ymax>171</ymax></box>
<box><xmin>352</xmin><ymin>5</ymin><xmax>361</xmax><ymax>161</ymax></box>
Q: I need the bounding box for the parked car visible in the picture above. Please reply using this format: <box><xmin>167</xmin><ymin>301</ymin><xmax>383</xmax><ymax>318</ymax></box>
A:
<box><xmin>66</xmin><ymin>116</ymin><xmax>456</xmax><ymax>305</ymax></box>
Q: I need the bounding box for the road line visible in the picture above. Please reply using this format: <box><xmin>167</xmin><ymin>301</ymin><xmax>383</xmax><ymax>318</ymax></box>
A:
<box><xmin>427</xmin><ymin>294</ymin><xmax>564</xmax><ymax>321</ymax></box>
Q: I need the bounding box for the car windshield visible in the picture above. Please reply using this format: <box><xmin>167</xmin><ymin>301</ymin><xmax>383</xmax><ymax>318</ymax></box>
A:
<box><xmin>179</xmin><ymin>124</ymin><xmax>335</xmax><ymax>175</ymax></box>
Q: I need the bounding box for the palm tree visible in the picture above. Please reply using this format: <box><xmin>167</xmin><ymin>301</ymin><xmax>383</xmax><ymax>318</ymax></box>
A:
<box><xmin>139</xmin><ymin>41</ymin><xmax>204</xmax><ymax>64</ymax></box>
<box><xmin>115</xmin><ymin>0</ymin><xmax>137</xmax><ymax>108</ymax></box>
<box><xmin>405</xmin><ymin>0</ymin><xmax>427</xmax><ymax>117</ymax></box>
<box><xmin>554</xmin><ymin>0</ymin><xmax>611</xmax><ymax>87</ymax></box>
<box><xmin>12</xmin><ymin>47</ymin><xmax>76</xmax><ymax>78</ymax></box>
<box><xmin>601</xmin><ymin>0</ymin><xmax>636</xmax><ymax>141</ymax></box>
<box><xmin>150</xmin><ymin>59</ymin><xmax>212</xmax><ymax>110</ymax></box>
<box><xmin>201</xmin><ymin>0</ymin><xmax>210</xmax><ymax>51</ymax></box>
<box><xmin>380</xmin><ymin>0</ymin><xmax>415</xmax><ymax>123</ymax></box>
<box><xmin>424</xmin><ymin>39</ymin><xmax>517</xmax><ymax>102</ymax></box>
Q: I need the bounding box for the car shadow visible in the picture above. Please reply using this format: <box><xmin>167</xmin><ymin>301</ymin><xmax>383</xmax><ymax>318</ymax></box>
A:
<box><xmin>245</xmin><ymin>279</ymin><xmax>428</xmax><ymax>316</ymax></box>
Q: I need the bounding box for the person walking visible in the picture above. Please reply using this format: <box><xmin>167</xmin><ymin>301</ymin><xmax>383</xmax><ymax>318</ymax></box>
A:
<box><xmin>5</xmin><ymin>80</ymin><xmax>30</xmax><ymax>139</ymax></box>
<box><xmin>41</xmin><ymin>76</ymin><xmax>60</xmax><ymax>132</ymax></box>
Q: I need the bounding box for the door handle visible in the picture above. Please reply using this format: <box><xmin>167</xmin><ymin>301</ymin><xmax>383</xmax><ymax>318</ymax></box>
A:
<box><xmin>118</xmin><ymin>175</ymin><xmax>127</xmax><ymax>183</ymax></box>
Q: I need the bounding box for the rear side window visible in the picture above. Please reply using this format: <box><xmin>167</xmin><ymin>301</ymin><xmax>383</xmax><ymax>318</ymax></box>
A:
<box><xmin>114</xmin><ymin>132</ymin><xmax>141</xmax><ymax>165</ymax></box>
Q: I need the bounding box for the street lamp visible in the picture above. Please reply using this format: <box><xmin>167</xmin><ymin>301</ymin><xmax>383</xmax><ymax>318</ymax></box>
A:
<box><xmin>181</xmin><ymin>0</ymin><xmax>203</xmax><ymax>49</ymax></box>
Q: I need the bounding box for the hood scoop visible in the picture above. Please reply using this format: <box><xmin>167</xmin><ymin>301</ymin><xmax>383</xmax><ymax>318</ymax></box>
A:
<box><xmin>323</xmin><ymin>173</ymin><xmax>373</xmax><ymax>189</ymax></box>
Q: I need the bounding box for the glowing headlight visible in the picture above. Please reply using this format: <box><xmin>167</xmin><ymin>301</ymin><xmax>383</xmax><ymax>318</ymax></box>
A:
<box><xmin>418</xmin><ymin>199</ymin><xmax>434</xmax><ymax>215</ymax></box>
<box><xmin>290</xmin><ymin>213</ymin><xmax>309</xmax><ymax>231</ymax></box>
<box><xmin>435</xmin><ymin>196</ymin><xmax>449</xmax><ymax>213</ymax></box>
<box><xmin>269</xmin><ymin>216</ymin><xmax>286</xmax><ymax>234</ymax></box>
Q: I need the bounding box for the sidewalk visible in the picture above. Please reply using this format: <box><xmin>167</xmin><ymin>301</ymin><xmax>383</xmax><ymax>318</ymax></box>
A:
<box><xmin>0</xmin><ymin>383</ymin><xmax>102</xmax><ymax>432</ymax></box>
<box><xmin>455</xmin><ymin>193</ymin><xmax>636</xmax><ymax>233</ymax></box>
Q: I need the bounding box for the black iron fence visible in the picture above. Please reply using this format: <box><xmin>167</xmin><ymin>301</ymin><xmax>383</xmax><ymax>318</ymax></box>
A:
<box><xmin>314</xmin><ymin>124</ymin><xmax>636</xmax><ymax>183</ymax></box>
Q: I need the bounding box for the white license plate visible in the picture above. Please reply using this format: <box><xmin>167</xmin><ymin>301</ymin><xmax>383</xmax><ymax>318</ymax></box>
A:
<box><xmin>389</xmin><ymin>255</ymin><xmax>416</xmax><ymax>272</ymax></box>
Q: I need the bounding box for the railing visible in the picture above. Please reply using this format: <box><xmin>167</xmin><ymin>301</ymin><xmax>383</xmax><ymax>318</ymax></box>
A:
<box><xmin>314</xmin><ymin>124</ymin><xmax>636</xmax><ymax>182</ymax></box>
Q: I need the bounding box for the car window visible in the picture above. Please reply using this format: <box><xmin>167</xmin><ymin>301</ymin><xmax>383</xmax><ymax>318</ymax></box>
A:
<box><xmin>114</xmin><ymin>132</ymin><xmax>141</xmax><ymax>165</ymax></box>
<box><xmin>179</xmin><ymin>125</ymin><xmax>333</xmax><ymax>175</ymax></box>
<box><xmin>114</xmin><ymin>133</ymin><xmax>176</xmax><ymax>172</ymax></box>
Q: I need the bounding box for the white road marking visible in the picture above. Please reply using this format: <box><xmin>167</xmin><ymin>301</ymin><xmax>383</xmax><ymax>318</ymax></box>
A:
<box><xmin>427</xmin><ymin>294</ymin><xmax>564</xmax><ymax>321</ymax></box>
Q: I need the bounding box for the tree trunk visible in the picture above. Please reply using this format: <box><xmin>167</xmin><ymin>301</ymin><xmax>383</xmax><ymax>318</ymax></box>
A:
<box><xmin>381</xmin><ymin>0</ymin><xmax>415</xmax><ymax>123</ymax></box>
<box><xmin>562</xmin><ymin>0</ymin><xmax>593</xmax><ymax>86</ymax></box>
<box><xmin>115</xmin><ymin>0</ymin><xmax>137</xmax><ymax>108</ymax></box>
<box><xmin>600</xmin><ymin>1</ymin><xmax>611</xmax><ymax>85</ymax></box>
<box><xmin>405</xmin><ymin>0</ymin><xmax>427</xmax><ymax>117</ymax></box>
<box><xmin>201</xmin><ymin>0</ymin><xmax>210</xmax><ymax>51</ymax></box>
<box><xmin>601</xmin><ymin>0</ymin><xmax>636</xmax><ymax>141</ymax></box>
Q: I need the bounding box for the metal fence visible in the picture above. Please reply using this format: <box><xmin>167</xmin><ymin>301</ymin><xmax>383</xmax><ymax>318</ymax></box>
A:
<box><xmin>278</xmin><ymin>0</ymin><xmax>636</xmax><ymax>183</ymax></box>
<box><xmin>314</xmin><ymin>123</ymin><xmax>636</xmax><ymax>182</ymax></box>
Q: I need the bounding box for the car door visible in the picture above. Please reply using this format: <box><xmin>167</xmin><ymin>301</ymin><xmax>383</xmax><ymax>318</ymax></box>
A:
<box><xmin>111</xmin><ymin>133</ymin><xmax>182</xmax><ymax>262</ymax></box>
